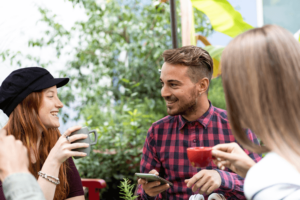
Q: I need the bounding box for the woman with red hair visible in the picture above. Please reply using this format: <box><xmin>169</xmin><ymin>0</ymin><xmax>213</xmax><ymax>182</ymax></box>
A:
<box><xmin>0</xmin><ymin>67</ymin><xmax>88</xmax><ymax>200</ymax></box>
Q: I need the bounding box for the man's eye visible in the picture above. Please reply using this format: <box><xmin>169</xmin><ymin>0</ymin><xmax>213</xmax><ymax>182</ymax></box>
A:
<box><xmin>171</xmin><ymin>84</ymin><xmax>177</xmax><ymax>87</ymax></box>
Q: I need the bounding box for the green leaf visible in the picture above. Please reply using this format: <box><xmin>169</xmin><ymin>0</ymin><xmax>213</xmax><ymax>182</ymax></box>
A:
<box><xmin>191</xmin><ymin>0</ymin><xmax>253</xmax><ymax>37</ymax></box>
<box><xmin>131</xmin><ymin>82</ymin><xmax>140</xmax><ymax>88</ymax></box>
<box><xmin>203</xmin><ymin>45</ymin><xmax>224</xmax><ymax>62</ymax></box>
<box><xmin>121</xmin><ymin>78</ymin><xmax>130</xmax><ymax>83</ymax></box>
<box><xmin>203</xmin><ymin>45</ymin><xmax>224</xmax><ymax>78</ymax></box>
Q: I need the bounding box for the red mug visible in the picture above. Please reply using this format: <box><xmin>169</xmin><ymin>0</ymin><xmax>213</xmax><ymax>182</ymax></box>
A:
<box><xmin>187</xmin><ymin>147</ymin><xmax>212</xmax><ymax>168</ymax></box>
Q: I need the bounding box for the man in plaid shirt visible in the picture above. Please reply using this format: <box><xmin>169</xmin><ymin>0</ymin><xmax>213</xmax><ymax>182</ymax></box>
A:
<box><xmin>137</xmin><ymin>46</ymin><xmax>261</xmax><ymax>200</ymax></box>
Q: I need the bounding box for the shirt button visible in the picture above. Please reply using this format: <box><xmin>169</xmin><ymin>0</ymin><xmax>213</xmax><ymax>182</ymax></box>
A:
<box><xmin>193</xmin><ymin>139</ymin><xmax>196</xmax><ymax>143</ymax></box>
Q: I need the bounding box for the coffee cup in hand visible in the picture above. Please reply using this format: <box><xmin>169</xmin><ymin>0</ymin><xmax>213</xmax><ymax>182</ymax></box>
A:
<box><xmin>69</xmin><ymin>127</ymin><xmax>98</xmax><ymax>159</ymax></box>
<box><xmin>187</xmin><ymin>147</ymin><xmax>213</xmax><ymax>168</ymax></box>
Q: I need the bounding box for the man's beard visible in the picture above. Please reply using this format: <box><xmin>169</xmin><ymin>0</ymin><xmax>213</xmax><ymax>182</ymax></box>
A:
<box><xmin>165</xmin><ymin>91</ymin><xmax>198</xmax><ymax>116</ymax></box>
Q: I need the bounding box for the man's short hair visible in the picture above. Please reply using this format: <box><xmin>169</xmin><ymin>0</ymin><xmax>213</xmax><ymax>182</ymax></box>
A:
<box><xmin>162</xmin><ymin>45</ymin><xmax>213</xmax><ymax>83</ymax></box>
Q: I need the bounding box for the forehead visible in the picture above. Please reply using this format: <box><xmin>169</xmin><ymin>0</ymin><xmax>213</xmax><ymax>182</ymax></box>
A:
<box><xmin>160</xmin><ymin>62</ymin><xmax>190</xmax><ymax>80</ymax></box>
<box><xmin>43</xmin><ymin>85</ymin><xmax>58</xmax><ymax>93</ymax></box>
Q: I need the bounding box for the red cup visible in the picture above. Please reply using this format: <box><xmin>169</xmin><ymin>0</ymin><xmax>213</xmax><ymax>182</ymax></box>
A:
<box><xmin>187</xmin><ymin>147</ymin><xmax>212</xmax><ymax>168</ymax></box>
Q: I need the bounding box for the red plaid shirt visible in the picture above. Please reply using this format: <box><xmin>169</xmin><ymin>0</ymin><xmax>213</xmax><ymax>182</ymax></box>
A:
<box><xmin>137</xmin><ymin>102</ymin><xmax>261</xmax><ymax>200</ymax></box>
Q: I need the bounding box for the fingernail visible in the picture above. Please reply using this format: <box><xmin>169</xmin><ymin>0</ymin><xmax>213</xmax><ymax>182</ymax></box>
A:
<box><xmin>157</xmin><ymin>182</ymin><xmax>160</xmax><ymax>186</ymax></box>
<box><xmin>218</xmin><ymin>163</ymin><xmax>221</xmax><ymax>168</ymax></box>
<box><xmin>217</xmin><ymin>158</ymin><xmax>221</xmax><ymax>161</ymax></box>
<box><xmin>221</xmin><ymin>166</ymin><xmax>225</xmax><ymax>170</ymax></box>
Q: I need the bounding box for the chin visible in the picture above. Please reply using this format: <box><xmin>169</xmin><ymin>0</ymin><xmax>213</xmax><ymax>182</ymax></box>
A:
<box><xmin>52</xmin><ymin>123</ymin><xmax>60</xmax><ymax>128</ymax></box>
<box><xmin>44</xmin><ymin>123</ymin><xmax>60</xmax><ymax>129</ymax></box>
<box><xmin>167</xmin><ymin>108</ymin><xmax>179</xmax><ymax>116</ymax></box>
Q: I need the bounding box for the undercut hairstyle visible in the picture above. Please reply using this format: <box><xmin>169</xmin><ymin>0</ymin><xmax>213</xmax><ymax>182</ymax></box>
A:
<box><xmin>162</xmin><ymin>45</ymin><xmax>213</xmax><ymax>84</ymax></box>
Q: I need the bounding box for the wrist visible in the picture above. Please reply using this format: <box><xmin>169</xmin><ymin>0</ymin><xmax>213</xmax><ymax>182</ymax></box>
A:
<box><xmin>0</xmin><ymin>168</ymin><xmax>30</xmax><ymax>182</ymax></box>
<box><xmin>43</xmin><ymin>156</ymin><xmax>61</xmax><ymax>170</ymax></box>
<box><xmin>143</xmin><ymin>190</ymin><xmax>156</xmax><ymax>200</ymax></box>
<box><xmin>243</xmin><ymin>159</ymin><xmax>255</xmax><ymax>177</ymax></box>
<box><xmin>213</xmin><ymin>170</ymin><xmax>222</xmax><ymax>186</ymax></box>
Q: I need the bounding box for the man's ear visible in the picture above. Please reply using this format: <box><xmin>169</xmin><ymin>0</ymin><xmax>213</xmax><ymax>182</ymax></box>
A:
<box><xmin>197</xmin><ymin>77</ymin><xmax>209</xmax><ymax>95</ymax></box>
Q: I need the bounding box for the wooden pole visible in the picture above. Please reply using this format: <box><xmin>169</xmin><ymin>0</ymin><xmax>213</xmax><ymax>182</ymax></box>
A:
<box><xmin>170</xmin><ymin>0</ymin><xmax>178</xmax><ymax>48</ymax></box>
<box><xmin>180</xmin><ymin>0</ymin><xmax>193</xmax><ymax>46</ymax></box>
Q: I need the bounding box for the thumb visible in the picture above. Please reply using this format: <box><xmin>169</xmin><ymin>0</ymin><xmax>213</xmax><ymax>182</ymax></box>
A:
<box><xmin>149</xmin><ymin>169</ymin><xmax>159</xmax><ymax>175</ymax></box>
<box><xmin>212</xmin><ymin>149</ymin><xmax>236</xmax><ymax>162</ymax></box>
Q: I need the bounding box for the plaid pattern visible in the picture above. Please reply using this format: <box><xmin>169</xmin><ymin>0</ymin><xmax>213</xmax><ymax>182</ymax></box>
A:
<box><xmin>137</xmin><ymin>103</ymin><xmax>261</xmax><ymax>200</ymax></box>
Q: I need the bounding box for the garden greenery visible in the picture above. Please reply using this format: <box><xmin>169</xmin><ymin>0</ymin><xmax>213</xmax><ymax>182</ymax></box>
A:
<box><xmin>1</xmin><ymin>0</ymin><xmax>226</xmax><ymax>199</ymax></box>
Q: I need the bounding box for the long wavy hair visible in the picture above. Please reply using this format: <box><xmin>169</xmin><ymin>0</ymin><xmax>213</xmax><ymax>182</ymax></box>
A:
<box><xmin>4</xmin><ymin>91</ymin><xmax>69</xmax><ymax>200</ymax></box>
<box><xmin>221</xmin><ymin>25</ymin><xmax>300</xmax><ymax>170</ymax></box>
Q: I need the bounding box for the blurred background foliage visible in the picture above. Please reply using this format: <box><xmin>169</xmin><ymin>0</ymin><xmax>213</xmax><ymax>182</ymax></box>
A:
<box><xmin>1</xmin><ymin>0</ymin><xmax>225</xmax><ymax>199</ymax></box>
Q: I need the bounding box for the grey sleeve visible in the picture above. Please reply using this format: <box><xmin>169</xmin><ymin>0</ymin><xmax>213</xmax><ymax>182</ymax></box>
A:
<box><xmin>2</xmin><ymin>173</ymin><xmax>45</xmax><ymax>200</ymax></box>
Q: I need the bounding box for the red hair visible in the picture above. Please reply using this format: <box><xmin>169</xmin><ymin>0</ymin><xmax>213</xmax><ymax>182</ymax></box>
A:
<box><xmin>4</xmin><ymin>91</ymin><xmax>69</xmax><ymax>200</ymax></box>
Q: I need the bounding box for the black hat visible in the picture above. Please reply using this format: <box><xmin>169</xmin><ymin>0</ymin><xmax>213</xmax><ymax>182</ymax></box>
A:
<box><xmin>0</xmin><ymin>67</ymin><xmax>69</xmax><ymax>117</ymax></box>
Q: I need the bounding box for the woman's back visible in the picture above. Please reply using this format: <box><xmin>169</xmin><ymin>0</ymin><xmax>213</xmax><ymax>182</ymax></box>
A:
<box><xmin>244</xmin><ymin>152</ymin><xmax>300</xmax><ymax>199</ymax></box>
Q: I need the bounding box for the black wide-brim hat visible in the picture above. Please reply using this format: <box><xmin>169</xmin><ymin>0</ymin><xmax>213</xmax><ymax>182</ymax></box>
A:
<box><xmin>0</xmin><ymin>67</ymin><xmax>69</xmax><ymax>117</ymax></box>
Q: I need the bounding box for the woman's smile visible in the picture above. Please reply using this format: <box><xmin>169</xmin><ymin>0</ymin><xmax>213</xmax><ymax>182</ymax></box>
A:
<box><xmin>50</xmin><ymin>111</ymin><xmax>59</xmax><ymax>118</ymax></box>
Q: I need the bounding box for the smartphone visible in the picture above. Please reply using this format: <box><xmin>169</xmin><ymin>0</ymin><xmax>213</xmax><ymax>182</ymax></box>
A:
<box><xmin>135</xmin><ymin>173</ymin><xmax>173</xmax><ymax>186</ymax></box>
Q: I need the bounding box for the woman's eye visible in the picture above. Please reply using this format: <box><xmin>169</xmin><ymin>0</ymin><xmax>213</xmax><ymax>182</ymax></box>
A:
<box><xmin>48</xmin><ymin>96</ymin><xmax>54</xmax><ymax>98</ymax></box>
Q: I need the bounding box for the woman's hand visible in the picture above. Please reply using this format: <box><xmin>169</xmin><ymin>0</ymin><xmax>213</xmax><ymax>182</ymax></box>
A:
<box><xmin>47</xmin><ymin>125</ymin><xmax>89</xmax><ymax>165</ymax></box>
<box><xmin>212</xmin><ymin>142</ymin><xmax>256</xmax><ymax>178</ymax></box>
<box><xmin>39</xmin><ymin>125</ymin><xmax>89</xmax><ymax>200</ymax></box>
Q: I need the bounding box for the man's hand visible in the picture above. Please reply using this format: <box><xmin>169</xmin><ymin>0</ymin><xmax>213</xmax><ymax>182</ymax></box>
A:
<box><xmin>137</xmin><ymin>169</ymin><xmax>170</xmax><ymax>197</ymax></box>
<box><xmin>0</xmin><ymin>130</ymin><xmax>29</xmax><ymax>181</ymax></box>
<box><xmin>185</xmin><ymin>170</ymin><xmax>221</xmax><ymax>195</ymax></box>
<box><xmin>212</xmin><ymin>142</ymin><xmax>255</xmax><ymax>178</ymax></box>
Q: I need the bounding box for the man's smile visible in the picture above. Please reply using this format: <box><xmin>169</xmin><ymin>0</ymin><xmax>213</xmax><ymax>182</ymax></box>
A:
<box><xmin>166</xmin><ymin>100</ymin><xmax>177</xmax><ymax>105</ymax></box>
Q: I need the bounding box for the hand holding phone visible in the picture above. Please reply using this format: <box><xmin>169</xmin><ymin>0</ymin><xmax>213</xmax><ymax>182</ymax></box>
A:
<box><xmin>135</xmin><ymin>173</ymin><xmax>173</xmax><ymax>186</ymax></box>
<box><xmin>137</xmin><ymin>170</ymin><xmax>171</xmax><ymax>197</ymax></box>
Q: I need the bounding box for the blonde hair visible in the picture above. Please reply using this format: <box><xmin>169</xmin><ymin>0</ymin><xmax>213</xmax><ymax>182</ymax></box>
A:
<box><xmin>221</xmin><ymin>25</ymin><xmax>300</xmax><ymax>169</ymax></box>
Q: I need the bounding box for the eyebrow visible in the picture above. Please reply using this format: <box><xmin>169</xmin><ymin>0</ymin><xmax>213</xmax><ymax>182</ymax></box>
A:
<box><xmin>160</xmin><ymin>79</ymin><xmax>182</xmax><ymax>84</ymax></box>
<box><xmin>45</xmin><ymin>89</ymin><xmax>55</xmax><ymax>93</ymax></box>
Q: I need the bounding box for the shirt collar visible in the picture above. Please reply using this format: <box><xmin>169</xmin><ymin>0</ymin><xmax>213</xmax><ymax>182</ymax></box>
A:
<box><xmin>178</xmin><ymin>101</ymin><xmax>214</xmax><ymax>130</ymax></box>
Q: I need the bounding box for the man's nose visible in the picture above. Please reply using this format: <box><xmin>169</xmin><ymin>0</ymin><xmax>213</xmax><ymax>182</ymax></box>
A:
<box><xmin>161</xmin><ymin>85</ymin><xmax>171</xmax><ymax>98</ymax></box>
